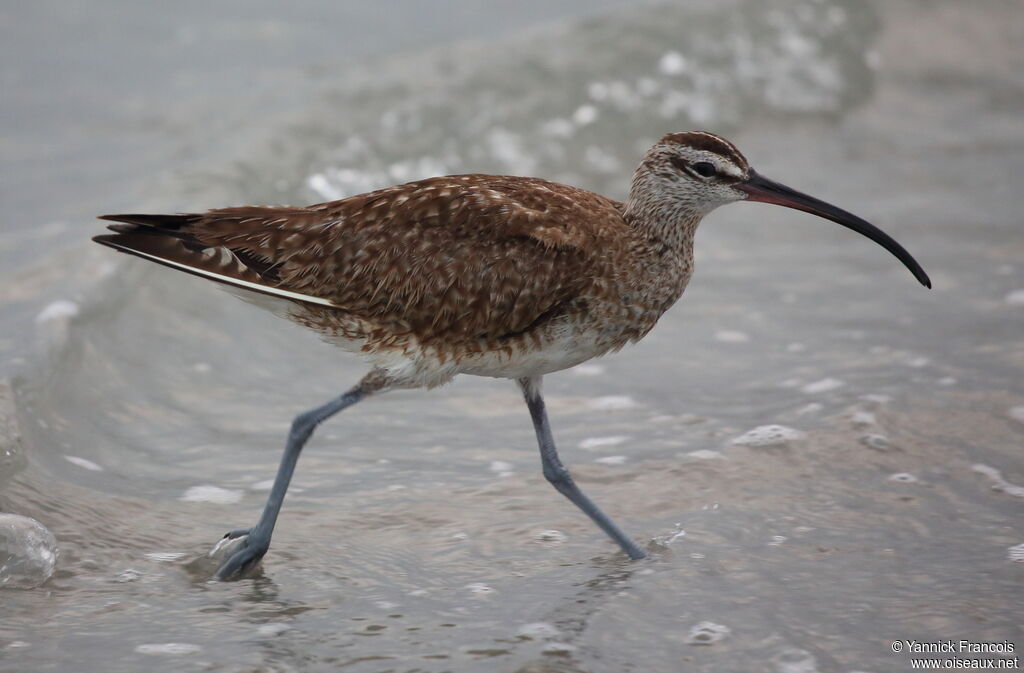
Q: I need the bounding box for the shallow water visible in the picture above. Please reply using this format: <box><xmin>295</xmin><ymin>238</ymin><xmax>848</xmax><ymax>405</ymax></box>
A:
<box><xmin>2</xmin><ymin>1</ymin><xmax>1024</xmax><ymax>671</ymax></box>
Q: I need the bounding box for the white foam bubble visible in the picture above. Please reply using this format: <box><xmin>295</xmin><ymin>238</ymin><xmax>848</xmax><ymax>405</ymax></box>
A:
<box><xmin>63</xmin><ymin>455</ymin><xmax>102</xmax><ymax>471</ymax></box>
<box><xmin>686</xmin><ymin>621</ymin><xmax>731</xmax><ymax>645</ymax></box>
<box><xmin>572</xmin><ymin>104</ymin><xmax>598</xmax><ymax>126</ymax></box>
<box><xmin>800</xmin><ymin>378</ymin><xmax>844</xmax><ymax>394</ymax></box>
<box><xmin>144</xmin><ymin>552</ymin><xmax>186</xmax><ymax>562</ymax></box>
<box><xmin>594</xmin><ymin>455</ymin><xmax>627</xmax><ymax>465</ymax></box>
<box><xmin>971</xmin><ymin>464</ymin><xmax>1024</xmax><ymax>498</ymax></box>
<box><xmin>34</xmin><ymin>300</ymin><xmax>79</xmax><ymax>324</ymax></box>
<box><xmin>658</xmin><ymin>50</ymin><xmax>687</xmax><ymax>76</ymax></box>
<box><xmin>578</xmin><ymin>435</ymin><xmax>628</xmax><ymax>450</ymax></box>
<box><xmin>714</xmin><ymin>330</ymin><xmax>750</xmax><ymax>343</ymax></box>
<box><xmin>571</xmin><ymin>363</ymin><xmax>605</xmax><ymax>376</ymax></box>
<box><xmin>888</xmin><ymin>472</ymin><xmax>918</xmax><ymax>484</ymax></box>
<box><xmin>773</xmin><ymin>647</ymin><xmax>819</xmax><ymax>673</ymax></box>
<box><xmin>0</xmin><ymin>513</ymin><xmax>58</xmax><ymax>589</ymax></box>
<box><xmin>687</xmin><ymin>449</ymin><xmax>722</xmax><ymax>460</ymax></box>
<box><xmin>465</xmin><ymin>582</ymin><xmax>495</xmax><ymax>595</ymax></box>
<box><xmin>534</xmin><ymin>529</ymin><xmax>568</xmax><ymax>546</ymax></box>
<box><xmin>180</xmin><ymin>485</ymin><xmax>243</xmax><ymax>504</ymax></box>
<box><xmin>860</xmin><ymin>434</ymin><xmax>890</xmax><ymax>450</ymax></box>
<box><xmin>517</xmin><ymin>622</ymin><xmax>560</xmax><ymax>639</ymax></box>
<box><xmin>257</xmin><ymin>623</ymin><xmax>291</xmax><ymax>637</ymax></box>
<box><xmin>851</xmin><ymin>411</ymin><xmax>877</xmax><ymax>426</ymax></box>
<box><xmin>1004</xmin><ymin>289</ymin><xmax>1024</xmax><ymax>305</ymax></box>
<box><xmin>1008</xmin><ymin>543</ymin><xmax>1024</xmax><ymax>562</ymax></box>
<box><xmin>135</xmin><ymin>643</ymin><xmax>202</xmax><ymax>656</ymax></box>
<box><xmin>489</xmin><ymin>460</ymin><xmax>513</xmax><ymax>473</ymax></box>
<box><xmin>731</xmin><ymin>425</ymin><xmax>804</xmax><ymax>447</ymax></box>
<box><xmin>542</xmin><ymin>642</ymin><xmax>577</xmax><ymax>654</ymax></box>
<box><xmin>587</xmin><ymin>396</ymin><xmax>637</xmax><ymax>411</ymax></box>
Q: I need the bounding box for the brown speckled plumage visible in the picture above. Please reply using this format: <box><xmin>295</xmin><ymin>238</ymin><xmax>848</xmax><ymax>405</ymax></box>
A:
<box><xmin>93</xmin><ymin>130</ymin><xmax>931</xmax><ymax>576</ymax></box>
<box><xmin>96</xmin><ymin>164</ymin><xmax>698</xmax><ymax>387</ymax></box>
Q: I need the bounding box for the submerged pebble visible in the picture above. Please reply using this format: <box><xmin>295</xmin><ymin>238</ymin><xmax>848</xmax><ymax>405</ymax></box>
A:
<box><xmin>1009</xmin><ymin>406</ymin><xmax>1024</xmax><ymax>424</ymax></box>
<box><xmin>686</xmin><ymin>621</ymin><xmax>730</xmax><ymax>645</ymax></box>
<box><xmin>0</xmin><ymin>514</ymin><xmax>58</xmax><ymax>589</ymax></box>
<box><xmin>731</xmin><ymin>425</ymin><xmax>804</xmax><ymax>447</ymax></box>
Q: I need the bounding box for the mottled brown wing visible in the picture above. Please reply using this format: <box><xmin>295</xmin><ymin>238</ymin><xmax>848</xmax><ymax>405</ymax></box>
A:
<box><xmin>97</xmin><ymin>175</ymin><xmax>627</xmax><ymax>343</ymax></box>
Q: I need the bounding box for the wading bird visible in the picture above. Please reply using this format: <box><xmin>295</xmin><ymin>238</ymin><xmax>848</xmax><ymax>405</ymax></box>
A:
<box><xmin>94</xmin><ymin>131</ymin><xmax>930</xmax><ymax>579</ymax></box>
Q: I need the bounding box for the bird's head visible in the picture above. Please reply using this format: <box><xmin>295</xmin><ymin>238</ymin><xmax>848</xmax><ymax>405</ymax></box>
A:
<box><xmin>629</xmin><ymin>131</ymin><xmax>931</xmax><ymax>288</ymax></box>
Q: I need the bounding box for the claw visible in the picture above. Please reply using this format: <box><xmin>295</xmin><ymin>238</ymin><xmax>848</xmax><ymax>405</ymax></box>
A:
<box><xmin>208</xmin><ymin>529</ymin><xmax>268</xmax><ymax>580</ymax></box>
<box><xmin>214</xmin><ymin>535</ymin><xmax>269</xmax><ymax>581</ymax></box>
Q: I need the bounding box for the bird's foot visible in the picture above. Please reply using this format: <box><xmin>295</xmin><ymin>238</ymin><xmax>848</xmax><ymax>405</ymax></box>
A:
<box><xmin>209</xmin><ymin>528</ymin><xmax>269</xmax><ymax>580</ymax></box>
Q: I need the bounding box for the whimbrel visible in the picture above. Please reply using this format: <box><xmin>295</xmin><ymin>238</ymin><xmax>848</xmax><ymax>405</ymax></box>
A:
<box><xmin>94</xmin><ymin>131</ymin><xmax>931</xmax><ymax>579</ymax></box>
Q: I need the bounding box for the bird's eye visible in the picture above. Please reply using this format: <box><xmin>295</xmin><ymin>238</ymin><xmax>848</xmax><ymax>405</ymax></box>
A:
<box><xmin>692</xmin><ymin>161</ymin><xmax>717</xmax><ymax>178</ymax></box>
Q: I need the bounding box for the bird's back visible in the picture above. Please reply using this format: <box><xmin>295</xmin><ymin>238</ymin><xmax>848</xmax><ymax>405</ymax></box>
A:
<box><xmin>95</xmin><ymin>174</ymin><xmax>663</xmax><ymax>380</ymax></box>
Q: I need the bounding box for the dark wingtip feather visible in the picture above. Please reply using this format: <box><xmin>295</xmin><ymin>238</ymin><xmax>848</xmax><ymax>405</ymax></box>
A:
<box><xmin>97</xmin><ymin>213</ymin><xmax>199</xmax><ymax>230</ymax></box>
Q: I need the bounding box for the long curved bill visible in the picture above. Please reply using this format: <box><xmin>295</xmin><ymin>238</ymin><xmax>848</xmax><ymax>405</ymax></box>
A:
<box><xmin>739</xmin><ymin>170</ymin><xmax>931</xmax><ymax>288</ymax></box>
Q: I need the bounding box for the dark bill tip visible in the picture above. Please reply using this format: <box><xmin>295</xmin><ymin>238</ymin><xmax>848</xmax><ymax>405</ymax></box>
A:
<box><xmin>738</xmin><ymin>170</ymin><xmax>931</xmax><ymax>289</ymax></box>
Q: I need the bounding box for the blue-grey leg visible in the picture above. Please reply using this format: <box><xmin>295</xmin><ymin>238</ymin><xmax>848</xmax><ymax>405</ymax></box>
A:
<box><xmin>215</xmin><ymin>374</ymin><xmax>383</xmax><ymax>580</ymax></box>
<box><xmin>518</xmin><ymin>376</ymin><xmax>646</xmax><ymax>560</ymax></box>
